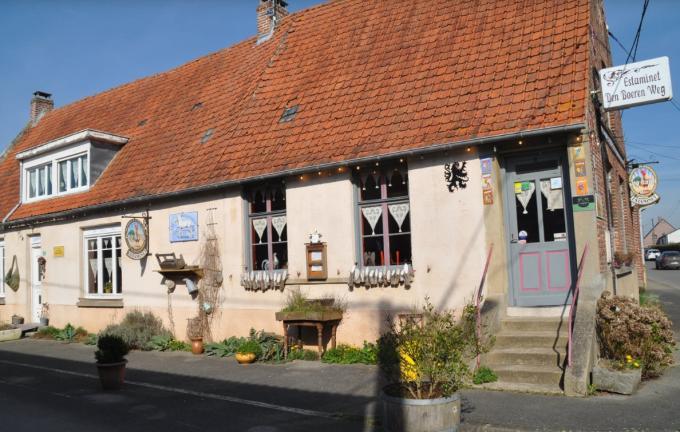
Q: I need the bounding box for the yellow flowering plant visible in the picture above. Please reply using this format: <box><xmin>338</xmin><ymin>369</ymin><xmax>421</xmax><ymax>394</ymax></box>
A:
<box><xmin>378</xmin><ymin>299</ymin><xmax>486</xmax><ymax>399</ymax></box>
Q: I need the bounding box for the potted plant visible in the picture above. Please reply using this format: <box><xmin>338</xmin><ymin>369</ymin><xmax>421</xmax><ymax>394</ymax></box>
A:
<box><xmin>104</xmin><ymin>281</ymin><xmax>113</xmax><ymax>294</ymax></box>
<box><xmin>235</xmin><ymin>339</ymin><xmax>262</xmax><ymax>364</ymax></box>
<box><xmin>39</xmin><ymin>303</ymin><xmax>49</xmax><ymax>326</ymax></box>
<box><xmin>612</xmin><ymin>251</ymin><xmax>625</xmax><ymax>269</ymax></box>
<box><xmin>187</xmin><ymin>316</ymin><xmax>204</xmax><ymax>355</ymax></box>
<box><xmin>275</xmin><ymin>289</ymin><xmax>345</xmax><ymax>321</ymax></box>
<box><xmin>95</xmin><ymin>334</ymin><xmax>130</xmax><ymax>391</ymax></box>
<box><xmin>377</xmin><ymin>300</ymin><xmax>479</xmax><ymax>432</ymax></box>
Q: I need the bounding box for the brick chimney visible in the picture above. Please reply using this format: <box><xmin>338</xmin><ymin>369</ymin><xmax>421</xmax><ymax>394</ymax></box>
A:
<box><xmin>30</xmin><ymin>91</ymin><xmax>53</xmax><ymax>126</ymax></box>
<box><xmin>257</xmin><ymin>0</ymin><xmax>288</xmax><ymax>42</ymax></box>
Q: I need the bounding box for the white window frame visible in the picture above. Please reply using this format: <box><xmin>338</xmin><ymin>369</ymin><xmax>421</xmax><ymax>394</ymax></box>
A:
<box><xmin>83</xmin><ymin>226</ymin><xmax>122</xmax><ymax>299</ymax></box>
<box><xmin>0</xmin><ymin>240</ymin><xmax>5</xmax><ymax>297</ymax></box>
<box><xmin>22</xmin><ymin>142</ymin><xmax>90</xmax><ymax>203</ymax></box>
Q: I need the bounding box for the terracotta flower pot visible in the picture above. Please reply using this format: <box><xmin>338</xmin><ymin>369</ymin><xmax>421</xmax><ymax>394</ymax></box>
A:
<box><xmin>190</xmin><ymin>337</ymin><xmax>204</xmax><ymax>355</ymax></box>
<box><xmin>235</xmin><ymin>352</ymin><xmax>257</xmax><ymax>364</ymax></box>
<box><xmin>96</xmin><ymin>360</ymin><xmax>127</xmax><ymax>391</ymax></box>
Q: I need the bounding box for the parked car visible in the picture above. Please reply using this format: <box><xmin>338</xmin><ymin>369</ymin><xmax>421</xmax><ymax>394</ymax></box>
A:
<box><xmin>655</xmin><ymin>251</ymin><xmax>680</xmax><ymax>270</ymax></box>
<box><xmin>646</xmin><ymin>248</ymin><xmax>661</xmax><ymax>261</ymax></box>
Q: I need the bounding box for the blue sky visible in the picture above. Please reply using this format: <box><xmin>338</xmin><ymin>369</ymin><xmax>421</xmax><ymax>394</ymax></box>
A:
<box><xmin>0</xmin><ymin>0</ymin><xmax>678</xmax><ymax>235</ymax></box>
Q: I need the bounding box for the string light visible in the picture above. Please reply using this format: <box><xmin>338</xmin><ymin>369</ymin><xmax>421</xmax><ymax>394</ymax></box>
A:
<box><xmin>356</xmin><ymin>166</ymin><xmax>361</xmax><ymax>170</ymax></box>
<box><xmin>466</xmin><ymin>146</ymin><xmax>471</xmax><ymax>152</ymax></box>
<box><xmin>518</xmin><ymin>140</ymin><xmax>523</xmax><ymax>145</ymax></box>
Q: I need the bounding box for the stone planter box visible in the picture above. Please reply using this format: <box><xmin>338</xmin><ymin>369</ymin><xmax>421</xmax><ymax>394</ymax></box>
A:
<box><xmin>592</xmin><ymin>361</ymin><xmax>641</xmax><ymax>395</ymax></box>
<box><xmin>0</xmin><ymin>327</ymin><xmax>22</xmax><ymax>342</ymax></box>
<box><xmin>274</xmin><ymin>310</ymin><xmax>343</xmax><ymax>321</ymax></box>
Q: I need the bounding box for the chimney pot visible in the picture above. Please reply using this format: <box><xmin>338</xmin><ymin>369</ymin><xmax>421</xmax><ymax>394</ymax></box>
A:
<box><xmin>257</xmin><ymin>0</ymin><xmax>288</xmax><ymax>43</ymax></box>
<box><xmin>30</xmin><ymin>91</ymin><xmax>54</xmax><ymax>126</ymax></box>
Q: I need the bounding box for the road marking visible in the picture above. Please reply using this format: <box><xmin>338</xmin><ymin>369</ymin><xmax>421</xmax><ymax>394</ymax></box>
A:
<box><xmin>0</xmin><ymin>359</ymin><xmax>361</xmax><ymax>421</ymax></box>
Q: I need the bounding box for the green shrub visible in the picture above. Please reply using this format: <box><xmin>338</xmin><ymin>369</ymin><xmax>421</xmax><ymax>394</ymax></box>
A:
<box><xmin>205</xmin><ymin>336</ymin><xmax>246</xmax><ymax>357</ymax></box>
<box><xmin>249</xmin><ymin>329</ymin><xmax>285</xmax><ymax>362</ymax></box>
<box><xmin>280</xmin><ymin>288</ymin><xmax>346</xmax><ymax>314</ymax></box>
<box><xmin>322</xmin><ymin>342</ymin><xmax>378</xmax><ymax>364</ymax></box>
<box><xmin>34</xmin><ymin>325</ymin><xmax>60</xmax><ymax>339</ymax></box>
<box><xmin>147</xmin><ymin>335</ymin><xmax>190</xmax><ymax>351</ymax></box>
<box><xmin>597</xmin><ymin>292</ymin><xmax>676</xmax><ymax>378</ymax></box>
<box><xmin>472</xmin><ymin>366</ymin><xmax>498</xmax><ymax>384</ymax></box>
<box><xmin>288</xmin><ymin>347</ymin><xmax>319</xmax><ymax>361</ymax></box>
<box><xmin>101</xmin><ymin>311</ymin><xmax>171</xmax><ymax>350</ymax></box>
<box><xmin>237</xmin><ymin>339</ymin><xmax>263</xmax><ymax>358</ymax></box>
<box><xmin>84</xmin><ymin>333</ymin><xmax>98</xmax><ymax>346</ymax></box>
<box><xmin>378</xmin><ymin>299</ymin><xmax>482</xmax><ymax>399</ymax></box>
<box><xmin>95</xmin><ymin>334</ymin><xmax>130</xmax><ymax>364</ymax></box>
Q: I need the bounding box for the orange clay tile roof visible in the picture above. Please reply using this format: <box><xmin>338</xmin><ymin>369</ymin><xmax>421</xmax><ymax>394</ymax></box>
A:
<box><xmin>1</xmin><ymin>0</ymin><xmax>589</xmax><ymax>222</ymax></box>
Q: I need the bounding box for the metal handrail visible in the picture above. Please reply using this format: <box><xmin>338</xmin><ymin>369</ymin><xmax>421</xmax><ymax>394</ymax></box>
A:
<box><xmin>475</xmin><ymin>244</ymin><xmax>494</xmax><ymax>369</ymax></box>
<box><xmin>567</xmin><ymin>244</ymin><xmax>589</xmax><ymax>367</ymax></box>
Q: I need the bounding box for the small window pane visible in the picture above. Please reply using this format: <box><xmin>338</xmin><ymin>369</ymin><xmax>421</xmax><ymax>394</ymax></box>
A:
<box><xmin>389</xmin><ymin>234</ymin><xmax>412</xmax><ymax>265</ymax></box>
<box><xmin>70</xmin><ymin>159</ymin><xmax>78</xmax><ymax>189</ymax></box>
<box><xmin>46</xmin><ymin>165</ymin><xmax>52</xmax><ymax>195</ymax></box>
<box><xmin>386</xmin><ymin>170</ymin><xmax>408</xmax><ymax>198</ymax></box>
<box><xmin>115</xmin><ymin>244</ymin><xmax>122</xmax><ymax>293</ymax></box>
<box><xmin>270</xmin><ymin>186</ymin><xmax>286</xmax><ymax>212</ymax></box>
<box><xmin>102</xmin><ymin>247</ymin><xmax>113</xmax><ymax>294</ymax></box>
<box><xmin>272</xmin><ymin>242</ymin><xmax>288</xmax><ymax>269</ymax></box>
<box><xmin>540</xmin><ymin>179</ymin><xmax>566</xmax><ymax>242</ymax></box>
<box><xmin>362</xmin><ymin>237</ymin><xmax>385</xmax><ymax>266</ymax></box>
<box><xmin>87</xmin><ymin>247</ymin><xmax>98</xmax><ymax>294</ymax></box>
<box><xmin>250</xmin><ymin>190</ymin><xmax>267</xmax><ymax>214</ymax></box>
<box><xmin>80</xmin><ymin>155</ymin><xmax>88</xmax><ymax>186</ymax></box>
<box><xmin>59</xmin><ymin>161</ymin><xmax>68</xmax><ymax>192</ymax></box>
<box><xmin>29</xmin><ymin>169</ymin><xmax>37</xmax><ymax>198</ymax></box>
<box><xmin>515</xmin><ymin>181</ymin><xmax>540</xmax><ymax>243</ymax></box>
<box><xmin>360</xmin><ymin>175</ymin><xmax>382</xmax><ymax>201</ymax></box>
<box><xmin>252</xmin><ymin>244</ymin><xmax>269</xmax><ymax>271</ymax></box>
<box><xmin>38</xmin><ymin>167</ymin><xmax>45</xmax><ymax>196</ymax></box>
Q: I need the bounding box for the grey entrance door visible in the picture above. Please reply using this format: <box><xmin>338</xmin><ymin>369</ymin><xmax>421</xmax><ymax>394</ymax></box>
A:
<box><xmin>505</xmin><ymin>154</ymin><xmax>574</xmax><ymax>307</ymax></box>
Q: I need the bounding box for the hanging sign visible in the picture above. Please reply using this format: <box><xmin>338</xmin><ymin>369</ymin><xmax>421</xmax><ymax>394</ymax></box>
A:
<box><xmin>125</xmin><ymin>218</ymin><xmax>148</xmax><ymax>260</ymax></box>
<box><xmin>629</xmin><ymin>165</ymin><xmax>660</xmax><ymax>207</ymax></box>
<box><xmin>572</xmin><ymin>195</ymin><xmax>596</xmax><ymax>212</ymax></box>
<box><xmin>599</xmin><ymin>57</ymin><xmax>673</xmax><ymax>110</ymax></box>
<box><xmin>169</xmin><ymin>212</ymin><xmax>198</xmax><ymax>242</ymax></box>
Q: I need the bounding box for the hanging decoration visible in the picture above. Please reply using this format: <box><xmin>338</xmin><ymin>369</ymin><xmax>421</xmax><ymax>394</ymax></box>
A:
<box><xmin>444</xmin><ymin>161</ymin><xmax>469</xmax><ymax>192</ymax></box>
<box><xmin>388</xmin><ymin>203</ymin><xmax>409</xmax><ymax>232</ymax></box>
<box><xmin>540</xmin><ymin>180</ymin><xmax>564</xmax><ymax>211</ymax></box>
<box><xmin>240</xmin><ymin>269</ymin><xmax>288</xmax><ymax>292</ymax></box>
<box><xmin>515</xmin><ymin>182</ymin><xmax>535</xmax><ymax>214</ymax></box>
<box><xmin>348</xmin><ymin>263</ymin><xmax>414</xmax><ymax>290</ymax></box>
<box><xmin>271</xmin><ymin>215</ymin><xmax>287</xmax><ymax>240</ymax></box>
<box><xmin>361</xmin><ymin>206</ymin><xmax>382</xmax><ymax>235</ymax></box>
<box><xmin>251</xmin><ymin>218</ymin><xmax>267</xmax><ymax>243</ymax></box>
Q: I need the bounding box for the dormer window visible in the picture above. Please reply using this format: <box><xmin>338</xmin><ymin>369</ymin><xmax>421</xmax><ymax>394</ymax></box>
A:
<box><xmin>58</xmin><ymin>154</ymin><xmax>89</xmax><ymax>193</ymax></box>
<box><xmin>17</xmin><ymin>129</ymin><xmax>127</xmax><ymax>203</ymax></box>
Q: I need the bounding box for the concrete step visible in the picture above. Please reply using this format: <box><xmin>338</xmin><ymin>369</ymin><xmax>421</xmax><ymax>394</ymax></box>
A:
<box><xmin>492</xmin><ymin>364</ymin><xmax>564</xmax><ymax>387</ymax></box>
<box><xmin>500</xmin><ymin>317</ymin><xmax>569</xmax><ymax>333</ymax></box>
<box><xmin>483</xmin><ymin>347</ymin><xmax>566</xmax><ymax>368</ymax></box>
<box><xmin>474</xmin><ymin>380</ymin><xmax>564</xmax><ymax>396</ymax></box>
<box><xmin>493</xmin><ymin>330</ymin><xmax>568</xmax><ymax>350</ymax></box>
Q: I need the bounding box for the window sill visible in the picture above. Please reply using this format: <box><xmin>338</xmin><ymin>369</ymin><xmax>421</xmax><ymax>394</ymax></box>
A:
<box><xmin>286</xmin><ymin>277</ymin><xmax>349</xmax><ymax>285</ymax></box>
<box><xmin>76</xmin><ymin>297</ymin><xmax>123</xmax><ymax>308</ymax></box>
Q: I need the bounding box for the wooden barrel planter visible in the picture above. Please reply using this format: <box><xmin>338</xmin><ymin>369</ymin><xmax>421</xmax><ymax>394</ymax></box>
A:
<box><xmin>381</xmin><ymin>390</ymin><xmax>461</xmax><ymax>432</ymax></box>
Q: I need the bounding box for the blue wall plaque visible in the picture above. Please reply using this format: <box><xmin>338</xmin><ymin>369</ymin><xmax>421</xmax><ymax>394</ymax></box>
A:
<box><xmin>170</xmin><ymin>212</ymin><xmax>198</xmax><ymax>242</ymax></box>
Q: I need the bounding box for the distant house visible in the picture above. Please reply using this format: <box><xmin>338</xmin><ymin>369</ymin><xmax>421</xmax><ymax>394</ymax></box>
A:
<box><xmin>0</xmin><ymin>0</ymin><xmax>643</xmax><ymax>395</ymax></box>
<box><xmin>658</xmin><ymin>228</ymin><xmax>680</xmax><ymax>245</ymax></box>
<box><xmin>644</xmin><ymin>218</ymin><xmax>676</xmax><ymax>247</ymax></box>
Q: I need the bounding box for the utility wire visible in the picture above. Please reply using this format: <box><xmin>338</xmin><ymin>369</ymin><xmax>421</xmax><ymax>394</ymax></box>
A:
<box><xmin>625</xmin><ymin>0</ymin><xmax>651</xmax><ymax>64</ymax></box>
<box><xmin>608</xmin><ymin>31</ymin><xmax>631</xmax><ymax>58</ymax></box>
